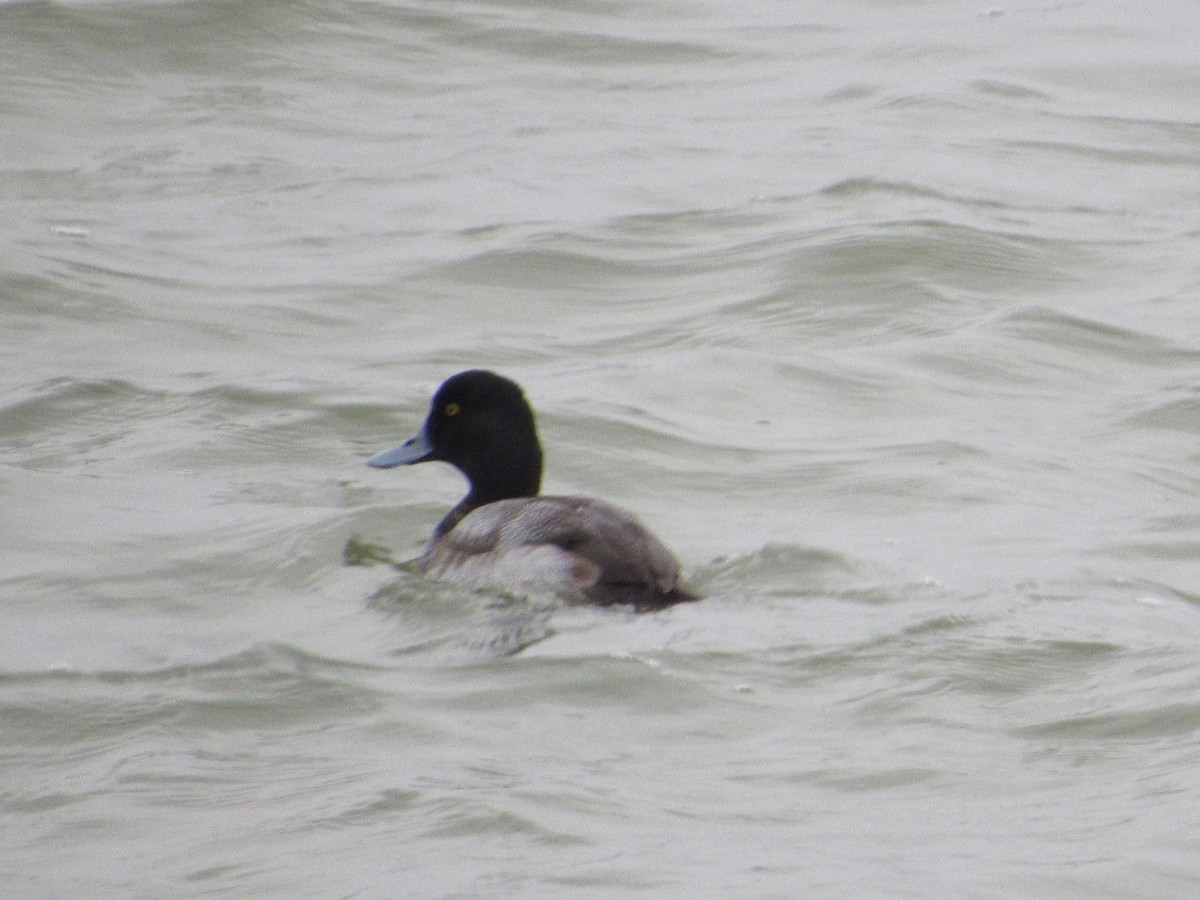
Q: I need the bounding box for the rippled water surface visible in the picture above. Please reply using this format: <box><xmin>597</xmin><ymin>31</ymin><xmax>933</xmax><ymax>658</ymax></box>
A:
<box><xmin>4</xmin><ymin>0</ymin><xmax>1200</xmax><ymax>896</ymax></box>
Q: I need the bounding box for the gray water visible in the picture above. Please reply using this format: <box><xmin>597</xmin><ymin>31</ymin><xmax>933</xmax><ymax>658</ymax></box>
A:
<box><xmin>4</xmin><ymin>0</ymin><xmax>1200</xmax><ymax>896</ymax></box>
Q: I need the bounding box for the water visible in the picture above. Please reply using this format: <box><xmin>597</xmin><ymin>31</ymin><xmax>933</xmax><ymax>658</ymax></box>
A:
<box><xmin>3</xmin><ymin>0</ymin><xmax>1200</xmax><ymax>895</ymax></box>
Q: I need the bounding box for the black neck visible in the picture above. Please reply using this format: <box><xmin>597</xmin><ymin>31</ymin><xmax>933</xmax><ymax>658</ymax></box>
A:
<box><xmin>435</xmin><ymin>435</ymin><xmax>542</xmax><ymax>538</ymax></box>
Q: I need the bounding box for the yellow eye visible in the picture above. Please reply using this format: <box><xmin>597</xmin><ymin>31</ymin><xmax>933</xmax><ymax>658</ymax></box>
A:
<box><xmin>445</xmin><ymin>403</ymin><xmax>460</xmax><ymax>417</ymax></box>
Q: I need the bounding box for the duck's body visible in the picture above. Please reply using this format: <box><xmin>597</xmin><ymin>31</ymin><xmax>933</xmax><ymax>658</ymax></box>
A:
<box><xmin>421</xmin><ymin>495</ymin><xmax>692</xmax><ymax>609</ymax></box>
<box><xmin>367</xmin><ymin>370</ymin><xmax>696</xmax><ymax>611</ymax></box>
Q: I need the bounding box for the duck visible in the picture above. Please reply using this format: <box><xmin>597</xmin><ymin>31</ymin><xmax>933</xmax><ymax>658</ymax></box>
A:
<box><xmin>367</xmin><ymin>370</ymin><xmax>697</xmax><ymax>611</ymax></box>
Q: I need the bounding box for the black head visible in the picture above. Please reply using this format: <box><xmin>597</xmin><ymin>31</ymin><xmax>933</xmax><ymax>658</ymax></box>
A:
<box><xmin>368</xmin><ymin>370</ymin><xmax>544</xmax><ymax>506</ymax></box>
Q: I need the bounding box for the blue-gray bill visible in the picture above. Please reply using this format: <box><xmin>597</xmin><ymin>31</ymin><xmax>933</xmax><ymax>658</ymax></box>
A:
<box><xmin>367</xmin><ymin>428</ymin><xmax>434</xmax><ymax>468</ymax></box>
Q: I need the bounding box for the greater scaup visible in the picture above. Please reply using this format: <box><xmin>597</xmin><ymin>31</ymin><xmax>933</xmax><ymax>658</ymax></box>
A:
<box><xmin>367</xmin><ymin>370</ymin><xmax>697</xmax><ymax>611</ymax></box>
